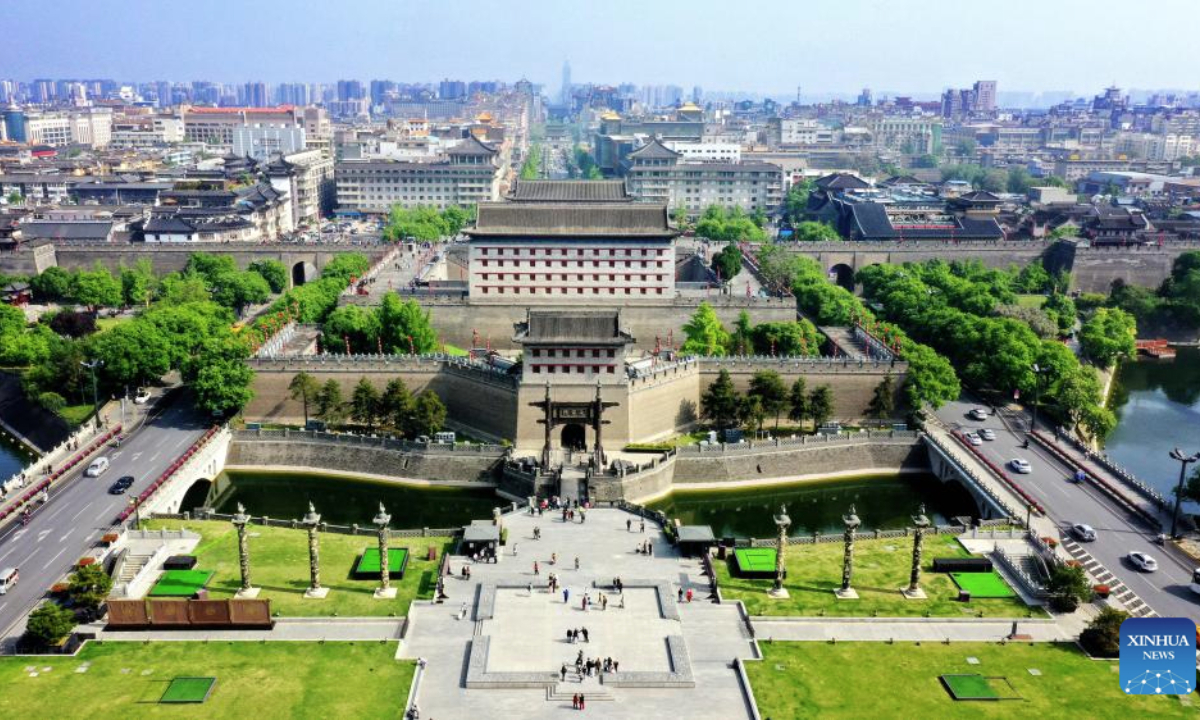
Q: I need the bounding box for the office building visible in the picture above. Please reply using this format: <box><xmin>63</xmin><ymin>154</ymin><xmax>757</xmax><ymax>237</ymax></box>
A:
<box><xmin>335</xmin><ymin>135</ymin><xmax>502</xmax><ymax>213</ymax></box>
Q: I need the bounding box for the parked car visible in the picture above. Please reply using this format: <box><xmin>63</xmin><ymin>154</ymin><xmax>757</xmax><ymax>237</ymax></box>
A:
<box><xmin>968</xmin><ymin>407</ymin><xmax>988</xmax><ymax>421</ymax></box>
<box><xmin>1009</xmin><ymin>458</ymin><xmax>1032</xmax><ymax>474</ymax></box>
<box><xmin>1070</xmin><ymin>523</ymin><xmax>1097</xmax><ymax>542</ymax></box>
<box><xmin>965</xmin><ymin>433</ymin><xmax>983</xmax><ymax>446</ymax></box>
<box><xmin>84</xmin><ymin>457</ymin><xmax>110</xmax><ymax>477</ymax></box>
<box><xmin>108</xmin><ymin>475</ymin><xmax>135</xmax><ymax>495</ymax></box>
<box><xmin>1128</xmin><ymin>551</ymin><xmax>1158</xmax><ymax>572</ymax></box>
<box><xmin>979</xmin><ymin>428</ymin><xmax>996</xmax><ymax>441</ymax></box>
<box><xmin>133</xmin><ymin>387</ymin><xmax>152</xmax><ymax>405</ymax></box>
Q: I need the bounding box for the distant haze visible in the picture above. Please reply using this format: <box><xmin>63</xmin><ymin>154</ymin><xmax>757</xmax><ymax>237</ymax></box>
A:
<box><xmin>2</xmin><ymin>0</ymin><xmax>1196</xmax><ymax>98</ymax></box>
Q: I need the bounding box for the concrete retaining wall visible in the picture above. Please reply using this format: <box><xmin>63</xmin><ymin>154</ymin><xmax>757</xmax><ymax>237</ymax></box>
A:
<box><xmin>225</xmin><ymin>438</ymin><xmax>504</xmax><ymax>484</ymax></box>
<box><xmin>672</xmin><ymin>439</ymin><xmax>927</xmax><ymax>486</ymax></box>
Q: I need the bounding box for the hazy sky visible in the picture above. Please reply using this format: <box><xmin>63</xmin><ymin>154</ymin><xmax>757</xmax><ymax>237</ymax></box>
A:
<box><xmin>2</xmin><ymin>0</ymin><xmax>1196</xmax><ymax>96</ymax></box>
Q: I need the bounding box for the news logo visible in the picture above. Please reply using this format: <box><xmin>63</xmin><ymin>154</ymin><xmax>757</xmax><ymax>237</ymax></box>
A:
<box><xmin>1120</xmin><ymin>617</ymin><xmax>1196</xmax><ymax>695</ymax></box>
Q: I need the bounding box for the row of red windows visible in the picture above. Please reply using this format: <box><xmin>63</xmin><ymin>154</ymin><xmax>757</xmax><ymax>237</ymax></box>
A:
<box><xmin>479</xmin><ymin>247</ymin><xmax>666</xmax><ymax>257</ymax></box>
<box><xmin>478</xmin><ymin>260</ymin><xmax>667</xmax><ymax>268</ymax></box>
<box><xmin>478</xmin><ymin>286</ymin><xmax>665</xmax><ymax>295</ymax></box>
<box><xmin>478</xmin><ymin>273</ymin><xmax>668</xmax><ymax>282</ymax></box>
<box><xmin>530</xmin><ymin>365</ymin><xmax>616</xmax><ymax>374</ymax></box>
<box><xmin>531</xmin><ymin>348</ymin><xmax>616</xmax><ymax>358</ymax></box>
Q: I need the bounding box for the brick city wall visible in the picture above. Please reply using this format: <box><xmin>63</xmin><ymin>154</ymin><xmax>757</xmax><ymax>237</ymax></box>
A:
<box><xmin>671</xmin><ymin>438</ymin><xmax>927</xmax><ymax>485</ymax></box>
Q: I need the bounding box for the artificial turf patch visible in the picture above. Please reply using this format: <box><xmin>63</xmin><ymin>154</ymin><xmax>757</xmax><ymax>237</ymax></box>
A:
<box><xmin>160</xmin><ymin>676</ymin><xmax>216</xmax><ymax>703</ymax></box>
<box><xmin>948</xmin><ymin>571</ymin><xmax>1016</xmax><ymax>598</ymax></box>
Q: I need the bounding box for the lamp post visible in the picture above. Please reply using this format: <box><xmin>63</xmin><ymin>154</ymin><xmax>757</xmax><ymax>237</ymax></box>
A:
<box><xmin>769</xmin><ymin>504</ymin><xmax>791</xmax><ymax>598</ymax></box>
<box><xmin>373</xmin><ymin>503</ymin><xmax>395</xmax><ymax>599</ymax></box>
<box><xmin>302</xmin><ymin>502</ymin><xmax>327</xmax><ymax>598</ymax></box>
<box><xmin>836</xmin><ymin>504</ymin><xmax>861</xmax><ymax>600</ymax></box>
<box><xmin>1169</xmin><ymin>448</ymin><xmax>1200</xmax><ymax>539</ymax></box>
<box><xmin>80</xmin><ymin>360</ymin><xmax>103</xmax><ymax>430</ymax></box>
<box><xmin>903</xmin><ymin>504</ymin><xmax>930</xmax><ymax>599</ymax></box>
<box><xmin>231</xmin><ymin>502</ymin><xmax>258</xmax><ymax>598</ymax></box>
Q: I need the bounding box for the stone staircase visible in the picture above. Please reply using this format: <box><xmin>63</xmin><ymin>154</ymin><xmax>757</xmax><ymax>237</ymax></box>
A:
<box><xmin>116</xmin><ymin>553</ymin><xmax>155</xmax><ymax>585</ymax></box>
<box><xmin>546</xmin><ymin>677</ymin><xmax>613</xmax><ymax>703</ymax></box>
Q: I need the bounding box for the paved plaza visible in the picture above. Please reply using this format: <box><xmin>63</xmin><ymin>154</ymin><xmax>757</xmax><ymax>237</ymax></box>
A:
<box><xmin>401</xmin><ymin>507</ymin><xmax>758</xmax><ymax>718</ymax></box>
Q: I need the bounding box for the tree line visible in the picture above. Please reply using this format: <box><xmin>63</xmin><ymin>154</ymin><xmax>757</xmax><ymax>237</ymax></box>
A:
<box><xmin>322</xmin><ymin>292</ymin><xmax>439</xmax><ymax>355</ymax></box>
<box><xmin>287</xmin><ymin>372</ymin><xmax>447</xmax><ymax>437</ymax></box>
<box><xmin>381</xmin><ymin>204</ymin><xmax>474</xmax><ymax>243</ymax></box>
<box><xmin>699</xmin><ymin>368</ymin><xmax>896</xmax><ymax>434</ymax></box>
<box><xmin>681</xmin><ymin>304</ymin><xmax>822</xmax><ymax>358</ymax></box>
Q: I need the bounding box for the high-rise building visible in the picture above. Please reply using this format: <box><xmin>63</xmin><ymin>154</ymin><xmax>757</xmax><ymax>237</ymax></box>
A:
<box><xmin>857</xmin><ymin>88</ymin><xmax>873</xmax><ymax>106</ymax></box>
<box><xmin>241</xmin><ymin>82</ymin><xmax>269</xmax><ymax>108</ymax></box>
<box><xmin>560</xmin><ymin>61</ymin><xmax>571</xmax><ymax>104</ymax></box>
<box><xmin>369</xmin><ymin>79</ymin><xmax>395</xmax><ymax>106</ymax></box>
<box><xmin>439</xmin><ymin>79</ymin><xmax>466</xmax><ymax>100</ymax></box>
<box><xmin>972</xmin><ymin>80</ymin><xmax>997</xmax><ymax>112</ymax></box>
<box><xmin>337</xmin><ymin>80</ymin><xmax>365</xmax><ymax>102</ymax></box>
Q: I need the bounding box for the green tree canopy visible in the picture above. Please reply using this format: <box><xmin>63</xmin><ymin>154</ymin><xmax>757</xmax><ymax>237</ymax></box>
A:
<box><xmin>288</xmin><ymin>371</ymin><xmax>320</xmax><ymax>425</ymax></box>
<box><xmin>68</xmin><ymin>563</ymin><xmax>113</xmax><ymax>611</ymax></box>
<box><xmin>700</xmin><ymin>369</ymin><xmax>739</xmax><ymax>429</ymax></box>
<box><xmin>748</xmin><ymin>370</ymin><xmax>788</xmax><ymax>429</ymax></box>
<box><xmin>681</xmin><ymin>302</ymin><xmax>731</xmax><ymax>357</ymax></box>
<box><xmin>409</xmin><ymin>390</ymin><xmax>448</xmax><ymax>436</ymax></box>
<box><xmin>249</xmin><ymin>259</ymin><xmax>288</xmax><ymax>293</ymax></box>
<box><xmin>712</xmin><ymin>243</ymin><xmax>743</xmax><ymax>281</ymax></box>
<box><xmin>1078</xmin><ymin>307</ymin><xmax>1137</xmax><ymax>367</ymax></box>
<box><xmin>351</xmin><ymin>377</ymin><xmax>381</xmax><ymax>430</ymax></box>
<box><xmin>808</xmin><ymin>385</ymin><xmax>834</xmax><ymax>429</ymax></box>
<box><xmin>24</xmin><ymin>603</ymin><xmax>75</xmax><ymax>648</ymax></box>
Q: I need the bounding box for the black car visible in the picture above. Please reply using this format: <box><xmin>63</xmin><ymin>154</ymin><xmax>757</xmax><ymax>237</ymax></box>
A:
<box><xmin>108</xmin><ymin>476</ymin><xmax>134</xmax><ymax>495</ymax></box>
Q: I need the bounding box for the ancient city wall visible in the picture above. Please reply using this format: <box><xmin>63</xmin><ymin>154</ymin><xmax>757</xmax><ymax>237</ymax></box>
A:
<box><xmin>671</xmin><ymin>435</ymin><xmax>927</xmax><ymax>486</ymax></box>
<box><xmin>224</xmin><ymin>431</ymin><xmax>505</xmax><ymax>484</ymax></box>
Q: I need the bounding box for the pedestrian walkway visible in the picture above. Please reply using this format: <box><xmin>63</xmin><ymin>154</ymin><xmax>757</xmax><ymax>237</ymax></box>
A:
<box><xmin>750</xmin><ymin>616</ymin><xmax>1070</xmax><ymax>643</ymax></box>
<box><xmin>90</xmin><ymin>617</ymin><xmax>405</xmax><ymax>642</ymax></box>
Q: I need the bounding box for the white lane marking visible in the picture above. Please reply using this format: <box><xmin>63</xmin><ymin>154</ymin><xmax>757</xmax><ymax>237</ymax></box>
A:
<box><xmin>71</xmin><ymin>505</ymin><xmax>90</xmax><ymax>522</ymax></box>
<box><xmin>36</xmin><ymin>530</ymin><xmax>50</xmax><ymax>543</ymax></box>
<box><xmin>59</xmin><ymin>531</ymin><xmax>73</xmax><ymax>543</ymax></box>
<box><xmin>44</xmin><ymin>547</ymin><xmax>67</xmax><ymax>569</ymax></box>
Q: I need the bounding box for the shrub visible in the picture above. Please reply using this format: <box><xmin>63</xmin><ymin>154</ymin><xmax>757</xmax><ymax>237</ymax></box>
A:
<box><xmin>23</xmin><ymin>603</ymin><xmax>75</xmax><ymax>648</ymax></box>
<box><xmin>1079</xmin><ymin>606</ymin><xmax>1127</xmax><ymax>657</ymax></box>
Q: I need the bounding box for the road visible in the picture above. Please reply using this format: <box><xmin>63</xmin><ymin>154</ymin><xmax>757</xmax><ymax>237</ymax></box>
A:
<box><xmin>0</xmin><ymin>393</ymin><xmax>208</xmax><ymax>648</ymax></box>
<box><xmin>937</xmin><ymin>397</ymin><xmax>1200</xmax><ymax>621</ymax></box>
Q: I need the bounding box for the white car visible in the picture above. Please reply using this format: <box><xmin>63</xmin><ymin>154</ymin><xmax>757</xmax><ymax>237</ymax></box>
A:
<box><xmin>1070</xmin><ymin>523</ymin><xmax>1097</xmax><ymax>542</ymax></box>
<box><xmin>84</xmin><ymin>457</ymin><xmax>110</xmax><ymax>477</ymax></box>
<box><xmin>965</xmin><ymin>433</ymin><xmax>983</xmax><ymax>446</ymax></box>
<box><xmin>1009</xmin><ymin>458</ymin><xmax>1033</xmax><ymax>474</ymax></box>
<box><xmin>133</xmin><ymin>388</ymin><xmax>152</xmax><ymax>405</ymax></box>
<box><xmin>968</xmin><ymin>407</ymin><xmax>988</xmax><ymax>421</ymax></box>
<box><xmin>1128</xmin><ymin>551</ymin><xmax>1158</xmax><ymax>572</ymax></box>
<box><xmin>979</xmin><ymin>428</ymin><xmax>996</xmax><ymax>441</ymax></box>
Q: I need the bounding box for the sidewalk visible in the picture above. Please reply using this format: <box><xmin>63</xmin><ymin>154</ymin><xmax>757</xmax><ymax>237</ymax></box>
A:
<box><xmin>749</xmin><ymin>616</ymin><xmax>1072</xmax><ymax>643</ymax></box>
<box><xmin>88</xmin><ymin>617</ymin><xmax>406</xmax><ymax>642</ymax></box>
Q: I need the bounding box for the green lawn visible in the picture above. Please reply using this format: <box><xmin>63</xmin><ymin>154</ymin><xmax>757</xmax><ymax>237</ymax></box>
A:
<box><xmin>143</xmin><ymin>519</ymin><xmax>451</xmax><ymax>617</ymax></box>
<box><xmin>717</xmin><ymin>534</ymin><xmax>1037</xmax><ymax>618</ymax></box>
<box><xmin>748</xmin><ymin>642</ymin><xmax>1194</xmax><ymax>719</ymax></box>
<box><xmin>0</xmin><ymin>641</ymin><xmax>414</xmax><ymax>719</ymax></box>
<box><xmin>58</xmin><ymin>404</ymin><xmax>94</xmax><ymax>427</ymax></box>
<box><xmin>94</xmin><ymin>316</ymin><xmax>130</xmax><ymax>333</ymax></box>
<box><xmin>442</xmin><ymin>343</ymin><xmax>469</xmax><ymax>357</ymax></box>
<box><xmin>1015</xmin><ymin>294</ymin><xmax>1047</xmax><ymax>309</ymax></box>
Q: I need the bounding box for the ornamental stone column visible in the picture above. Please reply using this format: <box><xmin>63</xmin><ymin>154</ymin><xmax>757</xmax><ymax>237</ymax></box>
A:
<box><xmin>769</xmin><ymin>504</ymin><xmax>791</xmax><ymax>599</ymax></box>
<box><xmin>373</xmin><ymin>503</ymin><xmax>396</xmax><ymax>599</ymax></box>
<box><xmin>836</xmin><ymin>504</ymin><xmax>860</xmax><ymax>600</ymax></box>
<box><xmin>903</xmin><ymin>504</ymin><xmax>930</xmax><ymax>600</ymax></box>
<box><xmin>303</xmin><ymin>503</ymin><xmax>328</xmax><ymax>599</ymax></box>
<box><xmin>232</xmin><ymin>503</ymin><xmax>259</xmax><ymax>598</ymax></box>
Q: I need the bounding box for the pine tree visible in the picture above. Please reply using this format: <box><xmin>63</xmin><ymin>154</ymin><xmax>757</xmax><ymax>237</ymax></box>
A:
<box><xmin>700</xmin><ymin>369</ymin><xmax>740</xmax><ymax>429</ymax></box>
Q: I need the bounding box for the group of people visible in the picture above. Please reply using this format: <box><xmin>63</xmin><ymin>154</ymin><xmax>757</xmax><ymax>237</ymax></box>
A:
<box><xmin>624</xmin><ymin>518</ymin><xmax>646</xmax><ymax>533</ymax></box>
<box><xmin>470</xmin><ymin>546</ymin><xmax>498</xmax><ymax>564</ymax></box>
<box><xmin>566</xmin><ymin>627</ymin><xmax>589</xmax><ymax>643</ymax></box>
<box><xmin>636</xmin><ymin>540</ymin><xmax>654</xmax><ymax>556</ymax></box>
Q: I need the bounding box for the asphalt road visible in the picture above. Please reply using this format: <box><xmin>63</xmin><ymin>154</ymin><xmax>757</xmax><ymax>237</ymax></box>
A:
<box><xmin>938</xmin><ymin>397</ymin><xmax>1200</xmax><ymax>621</ymax></box>
<box><xmin>0</xmin><ymin>392</ymin><xmax>208</xmax><ymax>647</ymax></box>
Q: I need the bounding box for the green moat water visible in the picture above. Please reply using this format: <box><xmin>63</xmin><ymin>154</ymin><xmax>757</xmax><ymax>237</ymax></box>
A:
<box><xmin>202</xmin><ymin>470</ymin><xmax>502</xmax><ymax>529</ymax></box>
<box><xmin>648</xmin><ymin>473</ymin><xmax>976</xmax><ymax>537</ymax></box>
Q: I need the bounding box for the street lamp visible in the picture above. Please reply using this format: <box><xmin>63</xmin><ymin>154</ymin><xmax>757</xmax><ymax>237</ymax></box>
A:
<box><xmin>80</xmin><ymin>360</ymin><xmax>103</xmax><ymax>430</ymax></box>
<box><xmin>1168</xmin><ymin>448</ymin><xmax>1200</xmax><ymax>539</ymax></box>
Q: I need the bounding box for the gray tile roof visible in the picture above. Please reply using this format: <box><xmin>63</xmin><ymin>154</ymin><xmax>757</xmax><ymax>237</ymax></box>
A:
<box><xmin>509</xmin><ymin>179</ymin><xmax>631</xmax><ymax>203</ymax></box>
<box><xmin>628</xmin><ymin>138</ymin><xmax>681</xmax><ymax>160</ymax></box>
<box><xmin>18</xmin><ymin>221</ymin><xmax>113</xmax><ymax>241</ymax></box>
<box><xmin>468</xmin><ymin>202</ymin><xmax>675</xmax><ymax>238</ymax></box>
<box><xmin>518</xmin><ymin>309</ymin><xmax>630</xmax><ymax>344</ymax></box>
<box><xmin>446</xmin><ymin>135</ymin><xmax>498</xmax><ymax>156</ymax></box>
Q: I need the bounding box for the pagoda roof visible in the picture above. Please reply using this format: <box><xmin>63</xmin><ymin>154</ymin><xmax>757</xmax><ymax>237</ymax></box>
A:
<box><xmin>628</xmin><ymin>138</ymin><xmax>681</xmax><ymax>160</ymax></box>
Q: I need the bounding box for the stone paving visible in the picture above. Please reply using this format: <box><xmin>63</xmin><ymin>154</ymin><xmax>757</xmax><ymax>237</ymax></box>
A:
<box><xmin>401</xmin><ymin>507</ymin><xmax>757</xmax><ymax>719</ymax></box>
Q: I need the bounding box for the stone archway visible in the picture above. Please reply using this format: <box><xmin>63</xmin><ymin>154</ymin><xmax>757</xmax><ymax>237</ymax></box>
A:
<box><xmin>829</xmin><ymin>263</ymin><xmax>856</xmax><ymax>291</ymax></box>
<box><xmin>292</xmin><ymin>260</ymin><xmax>318</xmax><ymax>287</ymax></box>
<box><xmin>178</xmin><ymin>477</ymin><xmax>213</xmax><ymax>513</ymax></box>
<box><xmin>560</xmin><ymin>423</ymin><xmax>586</xmax><ymax>451</ymax></box>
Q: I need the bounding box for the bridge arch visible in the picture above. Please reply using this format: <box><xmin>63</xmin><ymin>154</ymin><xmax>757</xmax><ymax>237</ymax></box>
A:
<box><xmin>178</xmin><ymin>477</ymin><xmax>214</xmax><ymax>514</ymax></box>
<box><xmin>292</xmin><ymin>261</ymin><xmax>318</xmax><ymax>287</ymax></box>
<box><xmin>828</xmin><ymin>263</ymin><xmax>856</xmax><ymax>291</ymax></box>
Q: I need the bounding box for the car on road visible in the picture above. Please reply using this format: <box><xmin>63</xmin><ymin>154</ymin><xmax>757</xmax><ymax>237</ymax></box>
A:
<box><xmin>0</xmin><ymin>567</ymin><xmax>18</xmax><ymax>595</ymax></box>
<box><xmin>108</xmin><ymin>475</ymin><xmax>135</xmax><ymax>495</ymax></box>
<box><xmin>134</xmin><ymin>387</ymin><xmax>152</xmax><ymax>404</ymax></box>
<box><xmin>968</xmin><ymin>407</ymin><xmax>988</xmax><ymax>421</ymax></box>
<box><xmin>1128</xmin><ymin>551</ymin><xmax>1159</xmax><ymax>572</ymax></box>
<box><xmin>979</xmin><ymin>428</ymin><xmax>996</xmax><ymax>441</ymax></box>
<box><xmin>1070</xmin><ymin>523</ymin><xmax>1097</xmax><ymax>542</ymax></box>
<box><xmin>965</xmin><ymin>433</ymin><xmax>983</xmax><ymax>446</ymax></box>
<box><xmin>84</xmin><ymin>457</ymin><xmax>110</xmax><ymax>477</ymax></box>
<box><xmin>1009</xmin><ymin>458</ymin><xmax>1033</xmax><ymax>474</ymax></box>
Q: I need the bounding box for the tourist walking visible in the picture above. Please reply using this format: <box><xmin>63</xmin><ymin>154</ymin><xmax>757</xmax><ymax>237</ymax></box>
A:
<box><xmin>567</xmin><ymin>629</ymin><xmax>575</xmax><ymax>644</ymax></box>
<box><xmin>686</xmin><ymin>588</ymin><xmax>693</xmax><ymax>603</ymax></box>
<box><xmin>626</xmin><ymin>518</ymin><xmax>632</xmax><ymax>532</ymax></box>
<box><xmin>563</xmin><ymin>588</ymin><xmax>570</xmax><ymax>604</ymax></box>
<box><xmin>534</xmin><ymin>560</ymin><xmax>540</xmax><ymax>576</ymax></box>
<box><xmin>640</xmin><ymin>519</ymin><xmax>645</xmax><ymax>533</ymax></box>
<box><xmin>513</xmin><ymin>542</ymin><xmax>518</xmax><ymax>556</ymax></box>
<box><xmin>562</xmin><ymin>664</ymin><xmax>568</xmax><ymax>681</ymax></box>
<box><xmin>574</xmin><ymin>556</ymin><xmax>580</xmax><ymax>571</ymax></box>
<box><xmin>551</xmin><ymin>552</ymin><xmax>557</xmax><ymax>565</ymax></box>
<box><xmin>572</xmin><ymin>693</ymin><xmax>579</xmax><ymax>709</ymax></box>
<box><xmin>579</xmin><ymin>694</ymin><xmax>586</xmax><ymax>710</ymax></box>
<box><xmin>678</xmin><ymin>587</ymin><xmax>684</xmax><ymax>602</ymax></box>
<box><xmin>527</xmin><ymin>581</ymin><xmax>533</xmax><ymax>596</ymax></box>
<box><xmin>582</xmin><ymin>627</ymin><xmax>589</xmax><ymax>643</ymax></box>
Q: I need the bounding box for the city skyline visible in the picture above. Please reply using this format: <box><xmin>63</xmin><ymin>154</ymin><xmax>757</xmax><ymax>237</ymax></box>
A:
<box><xmin>2</xmin><ymin>0</ymin><xmax>1199</xmax><ymax>97</ymax></box>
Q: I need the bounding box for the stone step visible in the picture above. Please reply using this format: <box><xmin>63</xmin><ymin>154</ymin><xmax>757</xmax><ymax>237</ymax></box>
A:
<box><xmin>546</xmin><ymin>680</ymin><xmax>614</xmax><ymax>702</ymax></box>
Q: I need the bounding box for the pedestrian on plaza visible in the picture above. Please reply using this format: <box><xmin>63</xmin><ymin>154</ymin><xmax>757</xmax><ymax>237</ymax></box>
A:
<box><xmin>551</xmin><ymin>552</ymin><xmax>557</xmax><ymax>565</ymax></box>
<box><xmin>601</xmin><ymin>594</ymin><xmax>607</xmax><ymax>611</ymax></box>
<box><xmin>567</xmin><ymin>629</ymin><xmax>574</xmax><ymax>643</ymax></box>
<box><xmin>563</xmin><ymin>588</ymin><xmax>570</xmax><ymax>604</ymax></box>
<box><xmin>627</xmin><ymin>518</ymin><xmax>632</xmax><ymax>532</ymax></box>
<box><xmin>582</xmin><ymin>627</ymin><xmax>589</xmax><ymax>643</ymax></box>
<box><xmin>513</xmin><ymin>542</ymin><xmax>518</xmax><ymax>556</ymax></box>
<box><xmin>648</xmin><ymin>543</ymin><xmax>653</xmax><ymax>557</ymax></box>
<box><xmin>534</xmin><ymin>560</ymin><xmax>540</xmax><ymax>575</ymax></box>
<box><xmin>678</xmin><ymin>587</ymin><xmax>684</xmax><ymax>602</ymax></box>
<box><xmin>574</xmin><ymin>556</ymin><xmax>580</xmax><ymax>570</ymax></box>
<box><xmin>640</xmin><ymin>519</ymin><xmax>645</xmax><ymax>533</ymax></box>
<box><xmin>613</xmin><ymin>661</ymin><xmax>619</xmax><ymax>673</ymax></box>
<box><xmin>562</xmin><ymin>664</ymin><xmax>568</xmax><ymax>681</ymax></box>
<box><xmin>572</xmin><ymin>693</ymin><xmax>579</xmax><ymax>709</ymax></box>
<box><xmin>527</xmin><ymin>581</ymin><xmax>533</xmax><ymax>596</ymax></box>
<box><xmin>619</xmin><ymin>594</ymin><xmax>625</xmax><ymax>609</ymax></box>
<box><xmin>579</xmin><ymin>694</ymin><xmax>586</xmax><ymax>710</ymax></box>
<box><xmin>686</xmin><ymin>588</ymin><xmax>693</xmax><ymax>603</ymax></box>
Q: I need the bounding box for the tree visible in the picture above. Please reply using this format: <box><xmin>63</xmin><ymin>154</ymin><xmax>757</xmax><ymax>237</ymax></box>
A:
<box><xmin>712</xmin><ymin>243</ymin><xmax>743</xmax><ymax>281</ymax></box>
<box><xmin>288</xmin><ymin>372</ymin><xmax>320</xmax><ymax>425</ymax></box>
<box><xmin>38</xmin><ymin>391</ymin><xmax>66</xmax><ymax>413</ymax></box>
<box><xmin>30</xmin><ymin>266</ymin><xmax>73</xmax><ymax>301</ymax></box>
<box><xmin>192</xmin><ymin>356</ymin><xmax>254</xmax><ymax>418</ymax></box>
<box><xmin>748</xmin><ymin>370</ymin><xmax>788</xmax><ymax>429</ymax></box>
<box><xmin>351</xmin><ymin>377</ymin><xmax>381</xmax><ymax>431</ymax></box>
<box><xmin>730</xmin><ymin>311</ymin><xmax>753</xmax><ymax>356</ymax></box>
<box><xmin>120</xmin><ymin>259</ymin><xmax>156</xmax><ymax>306</ymax></box>
<box><xmin>788</xmin><ymin>377</ymin><xmax>809</xmax><ymax>427</ymax></box>
<box><xmin>324</xmin><ymin>305</ymin><xmax>380</xmax><ymax>354</ymax></box>
<box><xmin>316</xmin><ymin>379</ymin><xmax>345</xmax><ymax>424</ymax></box>
<box><xmin>376</xmin><ymin>293</ymin><xmax>438</xmax><ymax>354</ymax></box>
<box><xmin>1079</xmin><ymin>307</ymin><xmax>1137</xmax><ymax>367</ymax></box>
<box><xmin>751</xmin><ymin>321</ymin><xmax>819</xmax><ymax>356</ymax></box>
<box><xmin>1079</xmin><ymin>607</ymin><xmax>1128</xmax><ymax>658</ymax></box>
<box><xmin>808</xmin><ymin>385</ymin><xmax>834</xmax><ymax>429</ymax></box>
<box><xmin>681</xmin><ymin>302</ymin><xmax>731</xmax><ymax>357</ymax></box>
<box><xmin>210</xmin><ymin>270</ymin><xmax>271</xmax><ymax>315</ymax></box>
<box><xmin>249</xmin><ymin>259</ymin><xmax>288</xmax><ymax>293</ymax></box>
<box><xmin>68</xmin><ymin>563</ymin><xmax>113</xmax><ymax>611</ymax></box>
<box><xmin>71</xmin><ymin>264</ymin><xmax>122</xmax><ymax>310</ymax></box>
<box><xmin>45</xmin><ymin>309</ymin><xmax>97</xmax><ymax>338</ymax></box>
<box><xmin>671</xmin><ymin>205</ymin><xmax>689</xmax><ymax>227</ymax></box>
<box><xmin>90</xmin><ymin>322</ymin><xmax>172</xmax><ymax>388</ymax></box>
<box><xmin>409</xmin><ymin>390</ymin><xmax>447</xmax><ymax>436</ymax></box>
<box><xmin>1046</xmin><ymin>563</ymin><xmax>1091</xmax><ymax>612</ymax></box>
<box><xmin>867</xmin><ymin>375</ymin><xmax>896</xmax><ymax>419</ymax></box>
<box><xmin>793</xmin><ymin>221</ymin><xmax>840</xmax><ymax>242</ymax></box>
<box><xmin>700</xmin><ymin>369</ymin><xmax>740</xmax><ymax>429</ymax></box>
<box><xmin>739</xmin><ymin>395</ymin><xmax>765</xmax><ymax>434</ymax></box>
<box><xmin>380</xmin><ymin>377</ymin><xmax>414</xmax><ymax>433</ymax></box>
<box><xmin>23</xmin><ymin>603</ymin><xmax>75</xmax><ymax>648</ymax></box>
